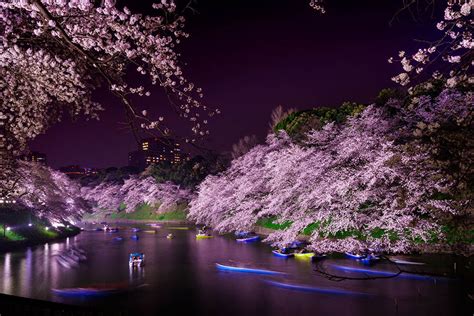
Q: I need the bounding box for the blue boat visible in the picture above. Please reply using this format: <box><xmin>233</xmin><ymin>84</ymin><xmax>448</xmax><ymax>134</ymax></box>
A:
<box><xmin>131</xmin><ymin>235</ymin><xmax>139</xmax><ymax>240</ymax></box>
<box><xmin>236</xmin><ymin>235</ymin><xmax>260</xmax><ymax>243</ymax></box>
<box><xmin>113</xmin><ymin>237</ymin><xmax>124</xmax><ymax>242</ymax></box>
<box><xmin>129</xmin><ymin>253</ymin><xmax>145</xmax><ymax>267</ymax></box>
<box><xmin>52</xmin><ymin>283</ymin><xmax>147</xmax><ymax>298</ymax></box>
<box><xmin>265</xmin><ymin>280</ymin><xmax>371</xmax><ymax>296</ymax></box>
<box><xmin>52</xmin><ymin>287</ymin><xmax>122</xmax><ymax>297</ymax></box>
<box><xmin>272</xmin><ymin>250</ymin><xmax>294</xmax><ymax>258</ymax></box>
<box><xmin>345</xmin><ymin>252</ymin><xmax>367</xmax><ymax>259</ymax></box>
<box><xmin>131</xmin><ymin>228</ymin><xmax>140</xmax><ymax>232</ymax></box>
<box><xmin>215</xmin><ymin>263</ymin><xmax>285</xmax><ymax>275</ymax></box>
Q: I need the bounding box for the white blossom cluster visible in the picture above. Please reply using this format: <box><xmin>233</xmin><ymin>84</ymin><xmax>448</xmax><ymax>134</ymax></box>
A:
<box><xmin>390</xmin><ymin>1</ymin><xmax>473</xmax><ymax>87</ymax></box>
<box><xmin>309</xmin><ymin>0</ymin><xmax>325</xmax><ymax>14</ymax></box>
<box><xmin>15</xmin><ymin>161</ymin><xmax>91</xmax><ymax>222</ymax></box>
<box><xmin>0</xmin><ymin>0</ymin><xmax>216</xmax><ymax>158</ymax></box>
<box><xmin>82</xmin><ymin>176</ymin><xmax>194</xmax><ymax>213</ymax></box>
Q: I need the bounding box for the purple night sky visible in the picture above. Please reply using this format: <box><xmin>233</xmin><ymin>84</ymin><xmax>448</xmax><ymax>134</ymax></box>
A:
<box><xmin>30</xmin><ymin>0</ymin><xmax>437</xmax><ymax>169</ymax></box>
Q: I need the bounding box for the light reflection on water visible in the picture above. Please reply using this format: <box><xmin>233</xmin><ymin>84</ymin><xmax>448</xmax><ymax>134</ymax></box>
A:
<box><xmin>0</xmin><ymin>224</ymin><xmax>466</xmax><ymax>316</ymax></box>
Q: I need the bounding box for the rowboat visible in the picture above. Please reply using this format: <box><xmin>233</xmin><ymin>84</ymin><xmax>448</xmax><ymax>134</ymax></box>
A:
<box><xmin>196</xmin><ymin>234</ymin><xmax>213</xmax><ymax>239</ymax></box>
<box><xmin>129</xmin><ymin>253</ymin><xmax>145</xmax><ymax>267</ymax></box>
<box><xmin>215</xmin><ymin>263</ymin><xmax>285</xmax><ymax>275</ymax></box>
<box><xmin>391</xmin><ymin>258</ymin><xmax>426</xmax><ymax>266</ymax></box>
<box><xmin>236</xmin><ymin>236</ymin><xmax>260</xmax><ymax>243</ymax></box>
<box><xmin>265</xmin><ymin>280</ymin><xmax>371</xmax><ymax>296</ymax></box>
<box><xmin>294</xmin><ymin>252</ymin><xmax>315</xmax><ymax>259</ymax></box>
<box><xmin>345</xmin><ymin>252</ymin><xmax>367</xmax><ymax>259</ymax></box>
<box><xmin>272</xmin><ymin>250</ymin><xmax>294</xmax><ymax>258</ymax></box>
<box><xmin>52</xmin><ymin>287</ymin><xmax>123</xmax><ymax>297</ymax></box>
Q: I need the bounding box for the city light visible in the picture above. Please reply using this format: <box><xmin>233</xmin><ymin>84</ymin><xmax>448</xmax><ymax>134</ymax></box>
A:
<box><xmin>45</xmin><ymin>227</ymin><xmax>49</xmax><ymax>231</ymax></box>
<box><xmin>6</xmin><ymin>227</ymin><xmax>11</xmax><ymax>231</ymax></box>
<box><xmin>28</xmin><ymin>223</ymin><xmax>33</xmax><ymax>227</ymax></box>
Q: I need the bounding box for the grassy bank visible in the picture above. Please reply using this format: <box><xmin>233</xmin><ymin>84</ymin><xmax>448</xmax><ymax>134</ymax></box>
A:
<box><xmin>83</xmin><ymin>202</ymin><xmax>188</xmax><ymax>222</ymax></box>
<box><xmin>0</xmin><ymin>208</ymin><xmax>80</xmax><ymax>251</ymax></box>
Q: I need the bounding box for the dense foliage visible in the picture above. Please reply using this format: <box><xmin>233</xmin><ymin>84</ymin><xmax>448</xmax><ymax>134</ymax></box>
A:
<box><xmin>189</xmin><ymin>85</ymin><xmax>473</xmax><ymax>255</ymax></box>
<box><xmin>0</xmin><ymin>0</ymin><xmax>216</xmax><ymax>200</ymax></box>
<box><xmin>14</xmin><ymin>161</ymin><xmax>90</xmax><ymax>223</ymax></box>
<box><xmin>82</xmin><ymin>175</ymin><xmax>194</xmax><ymax>214</ymax></box>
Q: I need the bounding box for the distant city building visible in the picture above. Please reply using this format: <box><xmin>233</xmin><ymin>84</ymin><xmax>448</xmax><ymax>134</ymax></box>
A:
<box><xmin>59</xmin><ymin>165</ymin><xmax>99</xmax><ymax>178</ymax></box>
<box><xmin>23</xmin><ymin>151</ymin><xmax>47</xmax><ymax>165</ymax></box>
<box><xmin>128</xmin><ymin>137</ymin><xmax>186</xmax><ymax>170</ymax></box>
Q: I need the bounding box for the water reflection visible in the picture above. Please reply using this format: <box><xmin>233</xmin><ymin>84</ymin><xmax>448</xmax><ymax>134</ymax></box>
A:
<box><xmin>2</xmin><ymin>253</ymin><xmax>11</xmax><ymax>294</ymax></box>
<box><xmin>0</xmin><ymin>225</ymin><xmax>464</xmax><ymax>316</ymax></box>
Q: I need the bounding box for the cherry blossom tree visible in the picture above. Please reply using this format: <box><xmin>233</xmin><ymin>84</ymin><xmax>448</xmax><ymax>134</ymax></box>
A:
<box><xmin>0</xmin><ymin>0</ymin><xmax>217</xmax><ymax>198</ymax></box>
<box><xmin>82</xmin><ymin>175</ymin><xmax>194</xmax><ymax>213</ymax></box>
<box><xmin>310</xmin><ymin>0</ymin><xmax>473</xmax><ymax>87</ymax></box>
<box><xmin>189</xmin><ymin>87</ymin><xmax>473</xmax><ymax>255</ymax></box>
<box><xmin>389</xmin><ymin>1</ymin><xmax>473</xmax><ymax>88</ymax></box>
<box><xmin>14</xmin><ymin>161</ymin><xmax>91</xmax><ymax>223</ymax></box>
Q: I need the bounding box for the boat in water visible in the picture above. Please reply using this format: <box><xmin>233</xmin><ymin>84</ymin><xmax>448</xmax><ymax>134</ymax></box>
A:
<box><xmin>196</xmin><ymin>234</ymin><xmax>213</xmax><ymax>239</ymax></box>
<box><xmin>272</xmin><ymin>249</ymin><xmax>294</xmax><ymax>258</ymax></box>
<box><xmin>129</xmin><ymin>253</ymin><xmax>145</xmax><ymax>267</ymax></box>
<box><xmin>265</xmin><ymin>280</ymin><xmax>371</xmax><ymax>296</ymax></box>
<box><xmin>345</xmin><ymin>252</ymin><xmax>367</xmax><ymax>259</ymax></box>
<box><xmin>236</xmin><ymin>235</ymin><xmax>260</xmax><ymax>243</ymax></box>
<box><xmin>215</xmin><ymin>263</ymin><xmax>285</xmax><ymax>275</ymax></box>
<box><xmin>294</xmin><ymin>252</ymin><xmax>315</xmax><ymax>259</ymax></box>
<box><xmin>52</xmin><ymin>282</ymin><xmax>146</xmax><ymax>298</ymax></box>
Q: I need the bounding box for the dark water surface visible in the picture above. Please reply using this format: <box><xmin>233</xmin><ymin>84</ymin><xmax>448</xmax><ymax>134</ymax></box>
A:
<box><xmin>0</xmin><ymin>224</ymin><xmax>468</xmax><ymax>315</ymax></box>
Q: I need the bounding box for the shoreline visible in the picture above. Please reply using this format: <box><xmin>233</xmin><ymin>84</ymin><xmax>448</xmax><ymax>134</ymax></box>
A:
<box><xmin>79</xmin><ymin>218</ymin><xmax>190</xmax><ymax>225</ymax></box>
<box><xmin>0</xmin><ymin>227</ymin><xmax>81</xmax><ymax>253</ymax></box>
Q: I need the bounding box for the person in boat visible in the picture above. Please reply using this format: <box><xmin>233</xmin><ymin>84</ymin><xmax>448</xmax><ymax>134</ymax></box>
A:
<box><xmin>198</xmin><ymin>226</ymin><xmax>209</xmax><ymax>235</ymax></box>
<box><xmin>167</xmin><ymin>233</ymin><xmax>173</xmax><ymax>239</ymax></box>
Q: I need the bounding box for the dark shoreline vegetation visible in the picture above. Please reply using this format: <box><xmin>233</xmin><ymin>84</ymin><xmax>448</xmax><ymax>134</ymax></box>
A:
<box><xmin>0</xmin><ymin>208</ymin><xmax>80</xmax><ymax>252</ymax></box>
